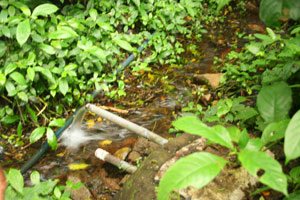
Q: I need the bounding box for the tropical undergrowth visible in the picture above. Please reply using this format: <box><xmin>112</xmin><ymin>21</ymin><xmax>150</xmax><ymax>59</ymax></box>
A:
<box><xmin>0</xmin><ymin>0</ymin><xmax>237</xmax><ymax>199</ymax></box>
<box><xmin>158</xmin><ymin>0</ymin><xmax>300</xmax><ymax>199</ymax></box>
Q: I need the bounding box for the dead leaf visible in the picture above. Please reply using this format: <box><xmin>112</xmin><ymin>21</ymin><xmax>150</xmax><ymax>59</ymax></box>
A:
<box><xmin>68</xmin><ymin>163</ymin><xmax>90</xmax><ymax>170</ymax></box>
<box><xmin>113</xmin><ymin>147</ymin><xmax>131</xmax><ymax>160</ymax></box>
<box><xmin>99</xmin><ymin>140</ymin><xmax>112</xmax><ymax>146</ymax></box>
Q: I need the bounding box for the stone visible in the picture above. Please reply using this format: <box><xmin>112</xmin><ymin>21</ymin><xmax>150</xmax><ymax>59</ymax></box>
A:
<box><xmin>194</xmin><ymin>73</ymin><xmax>223</xmax><ymax>89</ymax></box>
<box><xmin>67</xmin><ymin>172</ymin><xmax>92</xmax><ymax>200</ymax></box>
<box><xmin>127</xmin><ymin>151</ymin><xmax>141</xmax><ymax>163</ymax></box>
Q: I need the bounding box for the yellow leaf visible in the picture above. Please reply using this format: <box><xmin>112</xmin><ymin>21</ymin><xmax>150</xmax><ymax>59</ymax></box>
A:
<box><xmin>68</xmin><ymin>163</ymin><xmax>90</xmax><ymax>170</ymax></box>
<box><xmin>148</xmin><ymin>73</ymin><xmax>155</xmax><ymax>82</ymax></box>
<box><xmin>97</xmin><ymin>117</ymin><xmax>102</xmax><ymax>122</ymax></box>
<box><xmin>86</xmin><ymin>119</ymin><xmax>95</xmax><ymax>129</ymax></box>
<box><xmin>56</xmin><ymin>152</ymin><xmax>65</xmax><ymax>157</ymax></box>
<box><xmin>99</xmin><ymin>140</ymin><xmax>112</xmax><ymax>146</ymax></box>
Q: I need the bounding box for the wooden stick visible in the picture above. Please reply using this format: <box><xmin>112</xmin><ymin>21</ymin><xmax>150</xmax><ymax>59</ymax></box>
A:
<box><xmin>95</xmin><ymin>148</ymin><xmax>137</xmax><ymax>173</ymax></box>
<box><xmin>86</xmin><ymin>104</ymin><xmax>168</xmax><ymax>145</ymax></box>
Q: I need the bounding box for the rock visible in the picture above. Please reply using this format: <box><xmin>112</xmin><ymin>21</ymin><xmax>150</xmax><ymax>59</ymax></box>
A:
<box><xmin>193</xmin><ymin>73</ymin><xmax>223</xmax><ymax>89</ymax></box>
<box><xmin>128</xmin><ymin>151</ymin><xmax>141</xmax><ymax>163</ymax></box>
<box><xmin>67</xmin><ymin>172</ymin><xmax>92</xmax><ymax>200</ymax></box>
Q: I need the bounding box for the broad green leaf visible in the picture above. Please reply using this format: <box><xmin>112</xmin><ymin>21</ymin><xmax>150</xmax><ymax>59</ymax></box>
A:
<box><xmin>172</xmin><ymin>116</ymin><xmax>234</xmax><ymax>149</ymax></box>
<box><xmin>30</xmin><ymin>127</ymin><xmax>46</xmax><ymax>143</ymax></box>
<box><xmin>238</xmin><ymin>128</ymin><xmax>249</xmax><ymax>150</ymax></box>
<box><xmin>27</xmin><ymin>67</ymin><xmax>35</xmax><ymax>81</ymax></box>
<box><xmin>0</xmin><ymin>73</ymin><xmax>6</xmax><ymax>86</ymax></box>
<box><xmin>226</xmin><ymin>126</ymin><xmax>241</xmax><ymax>143</ymax></box>
<box><xmin>89</xmin><ymin>8</ymin><xmax>97</xmax><ymax>21</ymax></box>
<box><xmin>113</xmin><ymin>38</ymin><xmax>134</xmax><ymax>52</ymax></box>
<box><xmin>8</xmin><ymin>6</ymin><xmax>15</xmax><ymax>16</ymax></box>
<box><xmin>5</xmin><ymin>81</ymin><xmax>17</xmax><ymax>96</ymax></box>
<box><xmin>4</xmin><ymin>63</ymin><xmax>17</xmax><ymax>76</ymax></box>
<box><xmin>1</xmin><ymin>115</ymin><xmax>19</xmax><ymax>125</ymax></box>
<box><xmin>49</xmin><ymin>118</ymin><xmax>65</xmax><ymax>127</ymax></box>
<box><xmin>16</xmin><ymin>19</ymin><xmax>31</xmax><ymax>46</ymax></box>
<box><xmin>284</xmin><ymin>110</ymin><xmax>300</xmax><ymax>163</ymax></box>
<box><xmin>59</xmin><ymin>78</ymin><xmax>68</xmax><ymax>95</ymax></box>
<box><xmin>26</xmin><ymin>105</ymin><xmax>38</xmax><ymax>123</ymax></box>
<box><xmin>30</xmin><ymin>171</ymin><xmax>40</xmax><ymax>185</ymax></box>
<box><xmin>86</xmin><ymin>46</ymin><xmax>107</xmax><ymax>60</ymax></box>
<box><xmin>48</xmin><ymin>26</ymin><xmax>78</xmax><ymax>39</ymax></box>
<box><xmin>32</xmin><ymin>4</ymin><xmax>58</xmax><ymax>17</ymax></box>
<box><xmin>96</xmin><ymin>22</ymin><xmax>113</xmax><ymax>32</ymax></box>
<box><xmin>34</xmin><ymin>180</ymin><xmax>58</xmax><ymax>195</ymax></box>
<box><xmin>244</xmin><ymin>138</ymin><xmax>262</xmax><ymax>151</ymax></box>
<box><xmin>261</xmin><ymin>119</ymin><xmax>290</xmax><ymax>146</ymax></box>
<box><xmin>238</xmin><ymin>150</ymin><xmax>287</xmax><ymax>195</ymax></box>
<box><xmin>158</xmin><ymin>152</ymin><xmax>227</xmax><ymax>200</ymax></box>
<box><xmin>284</xmin><ymin>190</ymin><xmax>300</xmax><ymax>200</ymax></box>
<box><xmin>259</xmin><ymin>0</ymin><xmax>282</xmax><ymax>27</ymax></box>
<box><xmin>246</xmin><ymin>42</ymin><xmax>262</xmax><ymax>55</ymax></box>
<box><xmin>17</xmin><ymin>91</ymin><xmax>28</xmax><ymax>102</ymax></box>
<box><xmin>7</xmin><ymin>168</ymin><xmax>24</xmax><ymax>194</ymax></box>
<box><xmin>34</xmin><ymin>67</ymin><xmax>56</xmax><ymax>84</ymax></box>
<box><xmin>234</xmin><ymin>107</ymin><xmax>258</xmax><ymax>121</ymax></box>
<box><xmin>10</xmin><ymin>71</ymin><xmax>26</xmax><ymax>85</ymax></box>
<box><xmin>47</xmin><ymin>128</ymin><xmax>57</xmax><ymax>150</ymax></box>
<box><xmin>257</xmin><ymin>81</ymin><xmax>292</xmax><ymax>123</ymax></box>
<box><xmin>39</xmin><ymin>43</ymin><xmax>55</xmax><ymax>55</ymax></box>
<box><xmin>11</xmin><ymin>2</ymin><xmax>31</xmax><ymax>16</ymax></box>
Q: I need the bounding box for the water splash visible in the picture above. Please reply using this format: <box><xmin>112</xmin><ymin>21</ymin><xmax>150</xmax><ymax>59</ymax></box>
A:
<box><xmin>58</xmin><ymin>106</ymin><xmax>131</xmax><ymax>150</ymax></box>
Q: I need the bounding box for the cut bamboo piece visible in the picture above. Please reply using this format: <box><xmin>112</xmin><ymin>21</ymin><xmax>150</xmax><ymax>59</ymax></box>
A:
<box><xmin>86</xmin><ymin>104</ymin><xmax>168</xmax><ymax>145</ymax></box>
<box><xmin>95</xmin><ymin>148</ymin><xmax>137</xmax><ymax>173</ymax></box>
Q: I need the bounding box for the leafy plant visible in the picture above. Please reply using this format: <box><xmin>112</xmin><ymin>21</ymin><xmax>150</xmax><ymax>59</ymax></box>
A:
<box><xmin>158</xmin><ymin>81</ymin><xmax>300</xmax><ymax>199</ymax></box>
<box><xmin>5</xmin><ymin>168</ymin><xmax>82</xmax><ymax>200</ymax></box>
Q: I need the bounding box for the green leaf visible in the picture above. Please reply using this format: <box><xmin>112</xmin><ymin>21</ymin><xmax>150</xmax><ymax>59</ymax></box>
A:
<box><xmin>7</xmin><ymin>168</ymin><xmax>24</xmax><ymax>194</ymax></box>
<box><xmin>26</xmin><ymin>105</ymin><xmax>38</xmax><ymax>123</ymax></box>
<box><xmin>17</xmin><ymin>121</ymin><xmax>22</xmax><ymax>139</ymax></box>
<box><xmin>113</xmin><ymin>38</ymin><xmax>134</xmax><ymax>52</ymax></box>
<box><xmin>238</xmin><ymin>128</ymin><xmax>249</xmax><ymax>150</ymax></box>
<box><xmin>16</xmin><ymin>19</ymin><xmax>31</xmax><ymax>46</ymax></box>
<box><xmin>10</xmin><ymin>71</ymin><xmax>26</xmax><ymax>85</ymax></box>
<box><xmin>5</xmin><ymin>63</ymin><xmax>17</xmax><ymax>76</ymax></box>
<box><xmin>0</xmin><ymin>73</ymin><xmax>6</xmax><ymax>86</ymax></box>
<box><xmin>1</xmin><ymin>115</ymin><xmax>19</xmax><ymax>125</ymax></box>
<box><xmin>5</xmin><ymin>81</ymin><xmax>17</xmax><ymax>96</ymax></box>
<box><xmin>59</xmin><ymin>78</ymin><xmax>68</xmax><ymax>95</ymax></box>
<box><xmin>172</xmin><ymin>116</ymin><xmax>234</xmax><ymax>149</ymax></box>
<box><xmin>39</xmin><ymin>43</ymin><xmax>55</xmax><ymax>55</ymax></box>
<box><xmin>132</xmin><ymin>0</ymin><xmax>140</xmax><ymax>8</ymax></box>
<box><xmin>226</xmin><ymin>126</ymin><xmax>241</xmax><ymax>143</ymax></box>
<box><xmin>30</xmin><ymin>171</ymin><xmax>40</xmax><ymax>185</ymax></box>
<box><xmin>49</xmin><ymin>118</ymin><xmax>65</xmax><ymax>127</ymax></box>
<box><xmin>238</xmin><ymin>150</ymin><xmax>287</xmax><ymax>195</ymax></box>
<box><xmin>32</xmin><ymin>3</ymin><xmax>58</xmax><ymax>17</ymax></box>
<box><xmin>27</xmin><ymin>67</ymin><xmax>35</xmax><ymax>81</ymax></box>
<box><xmin>11</xmin><ymin>2</ymin><xmax>31</xmax><ymax>16</ymax></box>
<box><xmin>257</xmin><ymin>81</ymin><xmax>292</xmax><ymax>123</ymax></box>
<box><xmin>48</xmin><ymin>26</ymin><xmax>78</xmax><ymax>39</ymax></box>
<box><xmin>47</xmin><ymin>128</ymin><xmax>57</xmax><ymax>150</ymax></box>
<box><xmin>259</xmin><ymin>0</ymin><xmax>282</xmax><ymax>27</ymax></box>
<box><xmin>244</xmin><ymin>138</ymin><xmax>262</xmax><ymax>151</ymax></box>
<box><xmin>86</xmin><ymin>46</ymin><xmax>107</xmax><ymax>60</ymax></box>
<box><xmin>17</xmin><ymin>91</ymin><xmax>28</xmax><ymax>102</ymax></box>
<box><xmin>158</xmin><ymin>152</ymin><xmax>227</xmax><ymax>200</ymax></box>
<box><xmin>96</xmin><ymin>22</ymin><xmax>114</xmax><ymax>32</ymax></box>
<box><xmin>89</xmin><ymin>8</ymin><xmax>97</xmax><ymax>21</ymax></box>
<box><xmin>215</xmin><ymin>0</ymin><xmax>231</xmax><ymax>13</ymax></box>
<box><xmin>246</xmin><ymin>42</ymin><xmax>262</xmax><ymax>55</ymax></box>
<box><xmin>284</xmin><ymin>110</ymin><xmax>300</xmax><ymax>164</ymax></box>
<box><xmin>261</xmin><ymin>119</ymin><xmax>290</xmax><ymax>146</ymax></box>
<box><xmin>266</xmin><ymin>27</ymin><xmax>276</xmax><ymax>40</ymax></box>
<box><xmin>30</xmin><ymin>127</ymin><xmax>46</xmax><ymax>143</ymax></box>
